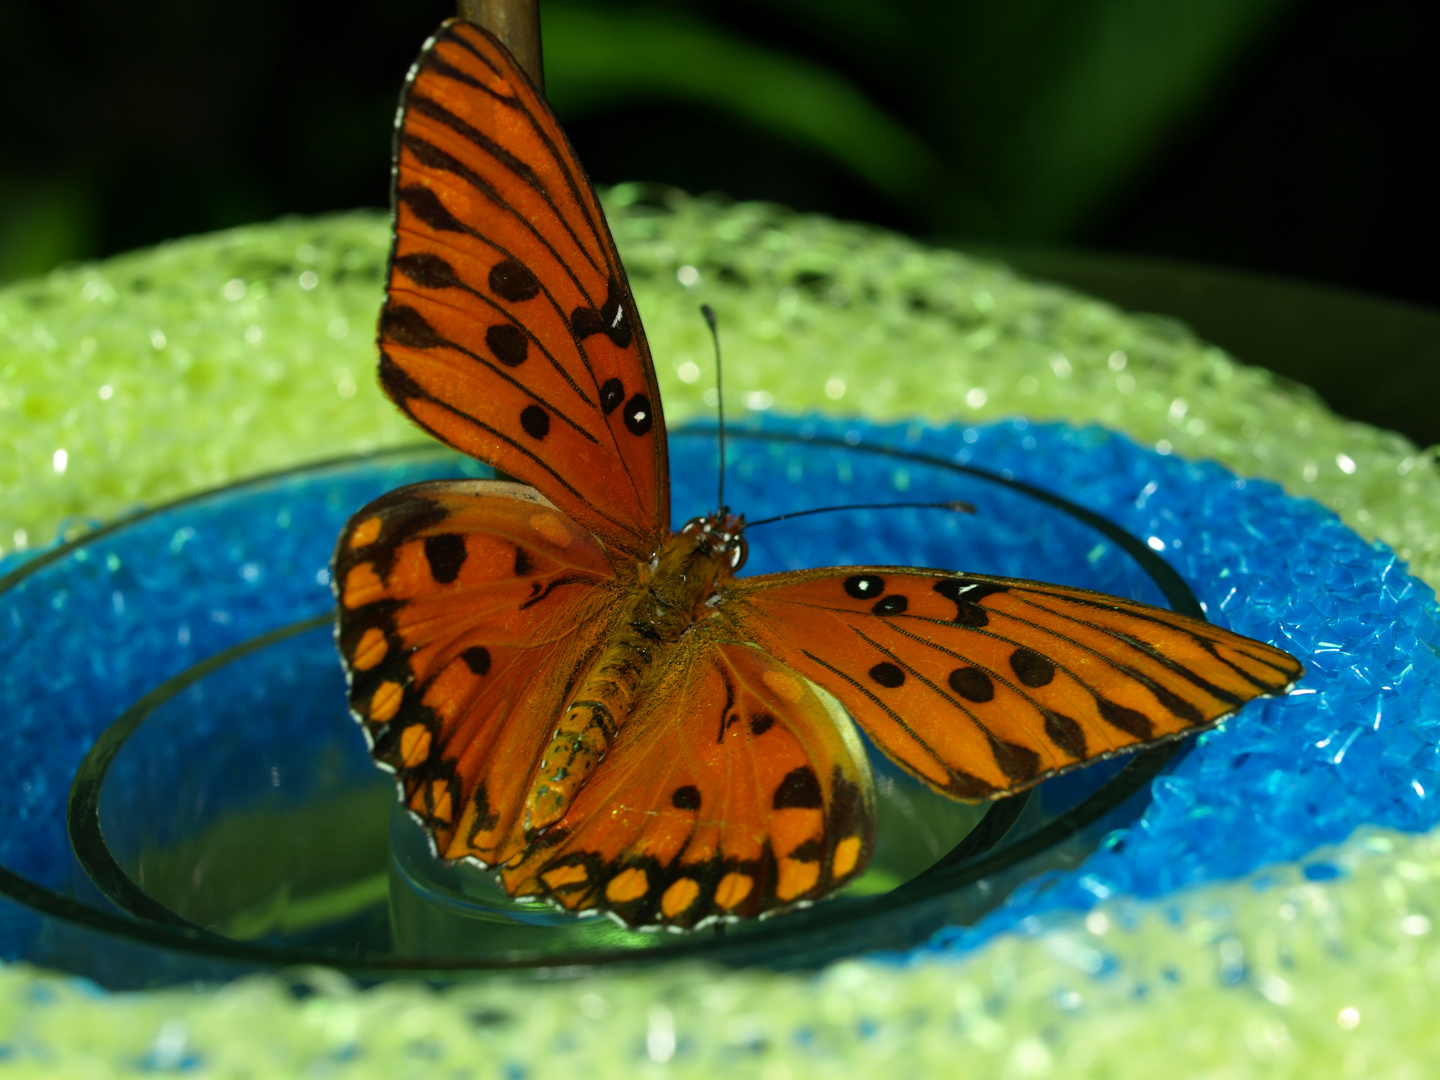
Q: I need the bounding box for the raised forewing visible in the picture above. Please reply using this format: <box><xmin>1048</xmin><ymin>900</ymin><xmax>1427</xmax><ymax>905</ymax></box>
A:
<box><xmin>380</xmin><ymin>20</ymin><xmax>669</xmax><ymax>558</ymax></box>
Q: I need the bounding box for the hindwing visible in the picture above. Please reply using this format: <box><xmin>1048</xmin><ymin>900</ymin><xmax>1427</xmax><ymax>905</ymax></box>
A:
<box><xmin>333</xmin><ymin>479</ymin><xmax>624</xmax><ymax>864</ymax></box>
<box><xmin>499</xmin><ymin>640</ymin><xmax>877</xmax><ymax>929</ymax></box>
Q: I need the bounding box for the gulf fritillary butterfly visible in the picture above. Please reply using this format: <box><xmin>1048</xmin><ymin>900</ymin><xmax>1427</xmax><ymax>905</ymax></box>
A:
<box><xmin>332</xmin><ymin>19</ymin><xmax>1303</xmax><ymax>930</ymax></box>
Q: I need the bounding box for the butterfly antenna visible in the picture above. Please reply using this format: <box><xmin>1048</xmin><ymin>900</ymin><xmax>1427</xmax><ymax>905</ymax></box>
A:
<box><xmin>701</xmin><ymin>303</ymin><xmax>726</xmax><ymax>514</ymax></box>
<box><xmin>746</xmin><ymin>500</ymin><xmax>976</xmax><ymax>529</ymax></box>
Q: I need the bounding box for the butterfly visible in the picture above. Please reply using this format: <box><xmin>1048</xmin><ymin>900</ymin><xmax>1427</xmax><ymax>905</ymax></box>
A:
<box><xmin>332</xmin><ymin>19</ymin><xmax>1304</xmax><ymax>930</ymax></box>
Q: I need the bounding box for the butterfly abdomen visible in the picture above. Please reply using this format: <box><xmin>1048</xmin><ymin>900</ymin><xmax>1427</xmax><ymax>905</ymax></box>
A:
<box><xmin>521</xmin><ymin>523</ymin><xmax>743</xmax><ymax>835</ymax></box>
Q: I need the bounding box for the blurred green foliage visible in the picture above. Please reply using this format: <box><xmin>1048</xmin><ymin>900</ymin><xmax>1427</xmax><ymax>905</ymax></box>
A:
<box><xmin>543</xmin><ymin>3</ymin><xmax>941</xmax><ymax>204</ymax></box>
<box><xmin>0</xmin><ymin>0</ymin><xmax>1307</xmax><ymax>282</ymax></box>
<box><xmin>543</xmin><ymin>0</ymin><xmax>1305</xmax><ymax>238</ymax></box>
<box><xmin>0</xmin><ymin>175</ymin><xmax>97</xmax><ymax>283</ymax></box>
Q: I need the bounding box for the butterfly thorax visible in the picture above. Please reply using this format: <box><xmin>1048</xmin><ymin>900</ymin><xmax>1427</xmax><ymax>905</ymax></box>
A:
<box><xmin>522</xmin><ymin>512</ymin><xmax>748</xmax><ymax>836</ymax></box>
<box><xmin>642</xmin><ymin>511</ymin><xmax>748</xmax><ymax>610</ymax></box>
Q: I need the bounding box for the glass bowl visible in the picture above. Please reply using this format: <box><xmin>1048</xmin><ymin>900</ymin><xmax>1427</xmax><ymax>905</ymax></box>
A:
<box><xmin>1</xmin><ymin>425</ymin><xmax>1197</xmax><ymax>986</ymax></box>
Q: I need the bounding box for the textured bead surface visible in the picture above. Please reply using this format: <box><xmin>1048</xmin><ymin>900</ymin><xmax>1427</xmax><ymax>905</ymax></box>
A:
<box><xmin>3</xmin><ymin>200</ymin><xmax>1439</xmax><ymax>1075</ymax></box>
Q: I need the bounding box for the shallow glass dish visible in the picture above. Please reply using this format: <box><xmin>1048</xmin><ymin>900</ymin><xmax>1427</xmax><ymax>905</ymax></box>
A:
<box><xmin>1</xmin><ymin>426</ymin><xmax>1199</xmax><ymax>986</ymax></box>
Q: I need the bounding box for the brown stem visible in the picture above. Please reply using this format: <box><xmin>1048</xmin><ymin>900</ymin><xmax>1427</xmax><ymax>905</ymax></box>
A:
<box><xmin>457</xmin><ymin>0</ymin><xmax>545</xmax><ymax>92</ymax></box>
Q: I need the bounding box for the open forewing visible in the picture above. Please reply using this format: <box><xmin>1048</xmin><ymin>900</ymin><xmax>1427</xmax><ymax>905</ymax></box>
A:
<box><xmin>722</xmin><ymin>567</ymin><xmax>1303</xmax><ymax>800</ymax></box>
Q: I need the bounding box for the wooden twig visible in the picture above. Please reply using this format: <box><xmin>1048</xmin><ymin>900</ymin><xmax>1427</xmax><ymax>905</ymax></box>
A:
<box><xmin>457</xmin><ymin>0</ymin><xmax>544</xmax><ymax>92</ymax></box>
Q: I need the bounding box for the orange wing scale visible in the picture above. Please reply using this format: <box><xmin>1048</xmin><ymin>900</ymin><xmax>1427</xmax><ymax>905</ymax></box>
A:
<box><xmin>498</xmin><ymin>641</ymin><xmax>877</xmax><ymax>929</ymax></box>
<box><xmin>334</xmin><ymin>480</ymin><xmax>625</xmax><ymax>865</ymax></box>
<box><xmin>382</xmin><ymin>20</ymin><xmax>668</xmax><ymax>558</ymax></box>
<box><xmin>723</xmin><ymin>568</ymin><xmax>1304</xmax><ymax>800</ymax></box>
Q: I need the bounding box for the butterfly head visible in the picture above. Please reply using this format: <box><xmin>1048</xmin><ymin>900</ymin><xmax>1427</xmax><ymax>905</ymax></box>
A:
<box><xmin>678</xmin><ymin>510</ymin><xmax>749</xmax><ymax>573</ymax></box>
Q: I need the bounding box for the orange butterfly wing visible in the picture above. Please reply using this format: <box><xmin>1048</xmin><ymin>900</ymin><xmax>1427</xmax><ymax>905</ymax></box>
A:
<box><xmin>498</xmin><ymin>639</ymin><xmax>877</xmax><ymax>928</ymax></box>
<box><xmin>719</xmin><ymin>568</ymin><xmax>1304</xmax><ymax>799</ymax></box>
<box><xmin>333</xmin><ymin>480</ymin><xmax>627</xmax><ymax>866</ymax></box>
<box><xmin>381</xmin><ymin>19</ymin><xmax>668</xmax><ymax>558</ymax></box>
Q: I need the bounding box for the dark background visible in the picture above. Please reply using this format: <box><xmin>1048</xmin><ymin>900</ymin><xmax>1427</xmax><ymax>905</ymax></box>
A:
<box><xmin>0</xmin><ymin>0</ymin><xmax>1434</xmax><ymax>309</ymax></box>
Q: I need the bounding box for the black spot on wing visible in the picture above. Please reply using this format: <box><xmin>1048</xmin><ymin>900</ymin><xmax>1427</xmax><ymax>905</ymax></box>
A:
<box><xmin>599</xmin><ymin>377</ymin><xmax>624</xmax><ymax>414</ymax></box>
<box><xmin>1044</xmin><ymin>712</ymin><xmax>1087</xmax><ymax>758</ymax></box>
<box><xmin>872</xmin><ymin>594</ymin><xmax>908</xmax><ymax>615</ymax></box>
<box><xmin>990</xmin><ymin>738</ymin><xmax>1040</xmax><ymax>784</ymax></box>
<box><xmin>825</xmin><ymin>768</ymin><xmax>868</xmax><ymax>835</ymax></box>
<box><xmin>952</xmin><ymin>603</ymin><xmax>989</xmax><ymax>628</ymax></box>
<box><xmin>671</xmin><ymin>785</ymin><xmax>701</xmax><ymax>811</ymax></box>
<box><xmin>423</xmin><ymin>534</ymin><xmax>467</xmax><ymax>584</ymax></box>
<box><xmin>1010</xmin><ymin>648</ymin><xmax>1056</xmax><ymax>688</ymax></box>
<box><xmin>382</xmin><ymin>304</ymin><xmax>445</xmax><ymax>348</ymax></box>
<box><xmin>468</xmin><ymin>780</ymin><xmax>500</xmax><ymax>838</ymax></box>
<box><xmin>393</xmin><ymin>249</ymin><xmax>465</xmax><ymax>291</ymax></box>
<box><xmin>933</xmin><ymin>578</ymin><xmax>1008</xmax><ymax>627</ymax></box>
<box><xmin>520</xmin><ymin>404</ymin><xmax>550</xmax><ymax>439</ymax></box>
<box><xmin>1098</xmin><ymin>697</ymin><xmax>1154</xmax><ymax>739</ymax></box>
<box><xmin>461</xmin><ymin>646</ymin><xmax>492</xmax><ymax>675</ymax></box>
<box><xmin>773</xmin><ymin>766</ymin><xmax>823</xmax><ymax>809</ymax></box>
<box><xmin>948</xmin><ymin>666</ymin><xmax>995</xmax><ymax>702</ymax></box>
<box><xmin>844</xmin><ymin>574</ymin><xmax>884</xmax><ymax>600</ymax></box>
<box><xmin>623</xmin><ymin>394</ymin><xmax>653</xmax><ymax>436</ymax></box>
<box><xmin>933</xmin><ymin>578</ymin><xmax>1010</xmax><ymax>604</ymax></box>
<box><xmin>604</xmin><ymin>293</ymin><xmax>632</xmax><ymax>348</ymax></box>
<box><xmin>513</xmin><ymin>546</ymin><xmax>533</xmax><ymax>577</ymax></box>
<box><xmin>570</xmin><ymin>279</ymin><xmax>632</xmax><ymax>347</ymax></box>
<box><xmin>868</xmin><ymin>662</ymin><xmax>905</xmax><ymax>688</ymax></box>
<box><xmin>787</xmin><ymin>837</ymin><xmax>824</xmax><ymax>861</ymax></box>
<box><xmin>485</xmin><ymin>323</ymin><xmax>528</xmax><ymax>366</ymax></box>
<box><xmin>944</xmin><ymin>771</ymin><xmax>998</xmax><ymax>800</ymax></box>
<box><xmin>397</xmin><ymin>185</ymin><xmax>470</xmax><ymax>239</ymax></box>
<box><xmin>799</xmin><ymin>646</ymin><xmax>995</xmax><ymax>803</ymax></box>
<box><xmin>571</xmin><ymin>305</ymin><xmax>604</xmax><ymax>339</ymax></box>
<box><xmin>749</xmin><ymin>713</ymin><xmax>775</xmax><ymax>736</ymax></box>
<box><xmin>489</xmin><ymin>258</ymin><xmax>540</xmax><ymax>302</ymax></box>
